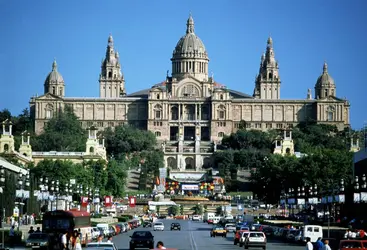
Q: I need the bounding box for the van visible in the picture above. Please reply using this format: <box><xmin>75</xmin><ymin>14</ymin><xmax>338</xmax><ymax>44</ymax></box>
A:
<box><xmin>203</xmin><ymin>212</ymin><xmax>215</xmax><ymax>222</ymax></box>
<box><xmin>297</xmin><ymin>225</ymin><xmax>323</xmax><ymax>243</ymax></box>
<box><xmin>96</xmin><ymin>223</ymin><xmax>110</xmax><ymax>237</ymax></box>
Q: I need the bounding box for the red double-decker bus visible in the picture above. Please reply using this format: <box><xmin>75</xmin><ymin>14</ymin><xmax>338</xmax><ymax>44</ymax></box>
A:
<box><xmin>42</xmin><ymin>210</ymin><xmax>92</xmax><ymax>248</ymax></box>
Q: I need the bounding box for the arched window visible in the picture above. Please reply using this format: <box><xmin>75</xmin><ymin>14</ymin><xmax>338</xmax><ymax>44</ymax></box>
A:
<box><xmin>157</xmin><ymin>94</ymin><xmax>160</xmax><ymax>100</ymax></box>
<box><xmin>327</xmin><ymin>106</ymin><xmax>335</xmax><ymax>121</ymax></box>
<box><xmin>52</xmin><ymin>87</ymin><xmax>56</xmax><ymax>95</ymax></box>
<box><xmin>218</xmin><ymin>132</ymin><xmax>224</xmax><ymax>137</ymax></box>
<box><xmin>171</xmin><ymin>106</ymin><xmax>178</xmax><ymax>120</ymax></box>
<box><xmin>154</xmin><ymin>104</ymin><xmax>162</xmax><ymax>119</ymax></box>
<box><xmin>155</xmin><ymin>131</ymin><xmax>161</xmax><ymax>137</ymax></box>
<box><xmin>286</xmin><ymin>148</ymin><xmax>291</xmax><ymax>155</ymax></box>
<box><xmin>220</xmin><ymin>94</ymin><xmax>224</xmax><ymax>100</ymax></box>
<box><xmin>217</xmin><ymin>105</ymin><xmax>226</xmax><ymax>119</ymax></box>
<box><xmin>45</xmin><ymin>104</ymin><xmax>54</xmax><ymax>119</ymax></box>
<box><xmin>89</xmin><ymin>147</ymin><xmax>94</xmax><ymax>154</ymax></box>
<box><xmin>3</xmin><ymin>144</ymin><xmax>9</xmax><ymax>152</ymax></box>
<box><xmin>108</xmin><ymin>71</ymin><xmax>112</xmax><ymax>78</ymax></box>
<box><xmin>59</xmin><ymin>87</ymin><xmax>63</xmax><ymax>96</ymax></box>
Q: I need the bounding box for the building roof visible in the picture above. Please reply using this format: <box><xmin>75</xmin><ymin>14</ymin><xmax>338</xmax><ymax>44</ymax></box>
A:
<box><xmin>316</xmin><ymin>62</ymin><xmax>335</xmax><ymax>88</ymax></box>
<box><xmin>0</xmin><ymin>157</ymin><xmax>28</xmax><ymax>174</ymax></box>
<box><xmin>45</xmin><ymin>59</ymin><xmax>64</xmax><ymax>85</ymax></box>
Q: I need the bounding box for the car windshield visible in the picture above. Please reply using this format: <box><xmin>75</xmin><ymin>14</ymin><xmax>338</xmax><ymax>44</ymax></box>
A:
<box><xmin>172</xmin><ymin>223</ymin><xmax>179</xmax><ymax>226</ymax></box>
<box><xmin>226</xmin><ymin>224</ymin><xmax>235</xmax><ymax>227</ymax></box>
<box><xmin>250</xmin><ymin>233</ymin><xmax>264</xmax><ymax>237</ymax></box>
<box><xmin>132</xmin><ymin>231</ymin><xmax>153</xmax><ymax>238</ymax></box>
<box><xmin>215</xmin><ymin>227</ymin><xmax>224</xmax><ymax>230</ymax></box>
<box><xmin>155</xmin><ymin>223</ymin><xmax>163</xmax><ymax>226</ymax></box>
<box><xmin>28</xmin><ymin>234</ymin><xmax>48</xmax><ymax>240</ymax></box>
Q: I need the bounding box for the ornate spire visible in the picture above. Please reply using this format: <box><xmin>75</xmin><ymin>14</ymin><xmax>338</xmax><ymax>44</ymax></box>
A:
<box><xmin>52</xmin><ymin>58</ymin><xmax>57</xmax><ymax>71</ymax></box>
<box><xmin>108</xmin><ymin>34</ymin><xmax>113</xmax><ymax>44</ymax></box>
<box><xmin>267</xmin><ymin>36</ymin><xmax>273</xmax><ymax>48</ymax></box>
<box><xmin>186</xmin><ymin>13</ymin><xmax>195</xmax><ymax>34</ymax></box>
<box><xmin>323</xmin><ymin>61</ymin><xmax>328</xmax><ymax>74</ymax></box>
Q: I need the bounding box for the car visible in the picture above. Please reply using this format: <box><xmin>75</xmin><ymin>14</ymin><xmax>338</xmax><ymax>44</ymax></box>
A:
<box><xmin>224</xmin><ymin>223</ymin><xmax>236</xmax><ymax>233</ymax></box>
<box><xmin>25</xmin><ymin>233</ymin><xmax>50</xmax><ymax>249</ymax></box>
<box><xmin>244</xmin><ymin>232</ymin><xmax>267</xmax><ymax>249</ymax></box>
<box><xmin>239</xmin><ymin>231</ymin><xmax>250</xmax><ymax>247</ymax></box>
<box><xmin>192</xmin><ymin>215</ymin><xmax>201</xmax><ymax>221</ymax></box>
<box><xmin>86</xmin><ymin>242</ymin><xmax>118</xmax><ymax>250</ymax></box>
<box><xmin>234</xmin><ymin>228</ymin><xmax>250</xmax><ymax>245</ymax></box>
<box><xmin>129</xmin><ymin>231</ymin><xmax>154</xmax><ymax>250</ymax></box>
<box><xmin>210</xmin><ymin>226</ymin><xmax>227</xmax><ymax>237</ymax></box>
<box><xmin>153</xmin><ymin>222</ymin><xmax>165</xmax><ymax>231</ymax></box>
<box><xmin>170</xmin><ymin>223</ymin><xmax>181</xmax><ymax>231</ymax></box>
<box><xmin>143</xmin><ymin>221</ymin><xmax>152</xmax><ymax>228</ymax></box>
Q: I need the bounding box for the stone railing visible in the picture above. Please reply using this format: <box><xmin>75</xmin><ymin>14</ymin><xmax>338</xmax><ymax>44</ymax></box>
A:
<box><xmin>91</xmin><ymin>217</ymin><xmax>118</xmax><ymax>224</ymax></box>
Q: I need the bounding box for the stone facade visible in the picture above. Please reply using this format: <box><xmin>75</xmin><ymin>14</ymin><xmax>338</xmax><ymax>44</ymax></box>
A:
<box><xmin>29</xmin><ymin>15</ymin><xmax>350</xmax><ymax>171</ymax></box>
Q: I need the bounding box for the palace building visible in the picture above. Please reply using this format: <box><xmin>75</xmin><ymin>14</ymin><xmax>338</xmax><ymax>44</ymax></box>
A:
<box><xmin>29</xmin><ymin>15</ymin><xmax>350</xmax><ymax>171</ymax></box>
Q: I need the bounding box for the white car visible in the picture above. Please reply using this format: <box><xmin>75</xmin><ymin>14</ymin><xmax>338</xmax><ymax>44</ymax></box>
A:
<box><xmin>244</xmin><ymin>232</ymin><xmax>267</xmax><ymax>249</ymax></box>
<box><xmin>239</xmin><ymin>231</ymin><xmax>250</xmax><ymax>247</ymax></box>
<box><xmin>224</xmin><ymin>223</ymin><xmax>236</xmax><ymax>233</ymax></box>
<box><xmin>86</xmin><ymin>242</ymin><xmax>118</xmax><ymax>250</ymax></box>
<box><xmin>153</xmin><ymin>222</ymin><xmax>165</xmax><ymax>231</ymax></box>
<box><xmin>192</xmin><ymin>215</ymin><xmax>201</xmax><ymax>221</ymax></box>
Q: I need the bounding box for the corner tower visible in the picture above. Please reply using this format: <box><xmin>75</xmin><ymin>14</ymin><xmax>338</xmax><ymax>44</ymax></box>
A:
<box><xmin>314</xmin><ymin>62</ymin><xmax>336</xmax><ymax>99</ymax></box>
<box><xmin>171</xmin><ymin>14</ymin><xmax>209</xmax><ymax>82</ymax></box>
<box><xmin>44</xmin><ymin>59</ymin><xmax>65</xmax><ymax>97</ymax></box>
<box><xmin>253</xmin><ymin>37</ymin><xmax>281</xmax><ymax>99</ymax></box>
<box><xmin>99</xmin><ymin>35</ymin><xmax>126</xmax><ymax>98</ymax></box>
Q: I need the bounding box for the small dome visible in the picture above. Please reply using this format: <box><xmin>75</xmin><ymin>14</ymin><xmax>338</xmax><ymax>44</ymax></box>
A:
<box><xmin>45</xmin><ymin>60</ymin><xmax>64</xmax><ymax>84</ymax></box>
<box><xmin>315</xmin><ymin>62</ymin><xmax>335</xmax><ymax>88</ymax></box>
<box><xmin>172</xmin><ymin>15</ymin><xmax>208</xmax><ymax>59</ymax></box>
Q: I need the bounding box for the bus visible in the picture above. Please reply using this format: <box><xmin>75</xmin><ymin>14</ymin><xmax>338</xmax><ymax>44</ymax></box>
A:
<box><xmin>42</xmin><ymin>210</ymin><xmax>92</xmax><ymax>248</ymax></box>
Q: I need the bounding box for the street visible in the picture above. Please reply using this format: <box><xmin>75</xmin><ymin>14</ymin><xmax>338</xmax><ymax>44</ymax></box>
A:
<box><xmin>109</xmin><ymin>220</ymin><xmax>306</xmax><ymax>250</ymax></box>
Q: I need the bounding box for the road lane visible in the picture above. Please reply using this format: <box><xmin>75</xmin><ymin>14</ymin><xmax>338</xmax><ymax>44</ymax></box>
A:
<box><xmin>110</xmin><ymin>219</ymin><xmax>307</xmax><ymax>250</ymax></box>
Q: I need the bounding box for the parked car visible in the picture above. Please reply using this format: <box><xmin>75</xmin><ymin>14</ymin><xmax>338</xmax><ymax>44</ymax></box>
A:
<box><xmin>86</xmin><ymin>242</ymin><xmax>118</xmax><ymax>250</ymax></box>
<box><xmin>129</xmin><ymin>231</ymin><xmax>154</xmax><ymax>250</ymax></box>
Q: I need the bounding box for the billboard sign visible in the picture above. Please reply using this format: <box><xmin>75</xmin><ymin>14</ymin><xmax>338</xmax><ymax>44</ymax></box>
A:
<box><xmin>157</xmin><ymin>168</ymin><xmax>167</xmax><ymax>192</ymax></box>
<box><xmin>182</xmin><ymin>184</ymin><xmax>199</xmax><ymax>191</ymax></box>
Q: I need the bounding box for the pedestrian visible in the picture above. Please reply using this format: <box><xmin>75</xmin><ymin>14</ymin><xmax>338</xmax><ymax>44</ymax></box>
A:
<box><xmin>97</xmin><ymin>235</ymin><xmax>103</xmax><ymax>243</ymax></box>
<box><xmin>156</xmin><ymin>241</ymin><xmax>166</xmax><ymax>249</ymax></box>
<box><xmin>306</xmin><ymin>237</ymin><xmax>313</xmax><ymax>250</ymax></box>
<box><xmin>323</xmin><ymin>239</ymin><xmax>332</xmax><ymax>250</ymax></box>
<box><xmin>9</xmin><ymin>225</ymin><xmax>15</xmax><ymax>248</ymax></box>
<box><xmin>61</xmin><ymin>231</ymin><xmax>68</xmax><ymax>250</ymax></box>
<box><xmin>316</xmin><ymin>237</ymin><xmax>324</xmax><ymax>250</ymax></box>
<box><xmin>35</xmin><ymin>226</ymin><xmax>41</xmax><ymax>233</ymax></box>
<box><xmin>107</xmin><ymin>236</ymin><xmax>113</xmax><ymax>243</ymax></box>
<box><xmin>74</xmin><ymin>235</ymin><xmax>82</xmax><ymax>250</ymax></box>
<box><xmin>28</xmin><ymin>226</ymin><xmax>35</xmax><ymax>234</ymax></box>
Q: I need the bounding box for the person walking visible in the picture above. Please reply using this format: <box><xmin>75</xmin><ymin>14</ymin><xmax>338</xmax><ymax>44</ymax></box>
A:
<box><xmin>316</xmin><ymin>237</ymin><xmax>324</xmax><ymax>250</ymax></box>
<box><xmin>156</xmin><ymin>241</ymin><xmax>166</xmax><ymax>249</ymax></box>
<box><xmin>9</xmin><ymin>226</ymin><xmax>15</xmax><ymax>248</ymax></box>
<box><xmin>107</xmin><ymin>236</ymin><xmax>113</xmax><ymax>243</ymax></box>
<box><xmin>323</xmin><ymin>239</ymin><xmax>332</xmax><ymax>250</ymax></box>
<box><xmin>74</xmin><ymin>235</ymin><xmax>82</xmax><ymax>250</ymax></box>
<box><xmin>61</xmin><ymin>231</ymin><xmax>68</xmax><ymax>250</ymax></box>
<box><xmin>306</xmin><ymin>237</ymin><xmax>313</xmax><ymax>250</ymax></box>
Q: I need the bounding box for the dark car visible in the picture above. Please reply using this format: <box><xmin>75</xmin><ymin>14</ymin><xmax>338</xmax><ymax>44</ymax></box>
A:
<box><xmin>170</xmin><ymin>223</ymin><xmax>181</xmax><ymax>231</ymax></box>
<box><xmin>143</xmin><ymin>221</ymin><xmax>152</xmax><ymax>228</ymax></box>
<box><xmin>25</xmin><ymin>233</ymin><xmax>50</xmax><ymax>249</ymax></box>
<box><xmin>129</xmin><ymin>231</ymin><xmax>154</xmax><ymax>250</ymax></box>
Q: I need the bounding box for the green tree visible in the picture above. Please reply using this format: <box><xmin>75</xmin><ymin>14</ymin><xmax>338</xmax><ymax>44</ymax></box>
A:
<box><xmin>0</xmin><ymin>109</ymin><xmax>11</xmax><ymax>122</ymax></box>
<box><xmin>32</xmin><ymin>106</ymin><xmax>87</xmax><ymax>151</ymax></box>
<box><xmin>169</xmin><ymin>206</ymin><xmax>179</xmax><ymax>216</ymax></box>
<box><xmin>105</xmin><ymin>159</ymin><xmax>127</xmax><ymax>197</ymax></box>
<box><xmin>193</xmin><ymin>204</ymin><xmax>203</xmax><ymax>215</ymax></box>
<box><xmin>86</xmin><ymin>160</ymin><xmax>108</xmax><ymax>195</ymax></box>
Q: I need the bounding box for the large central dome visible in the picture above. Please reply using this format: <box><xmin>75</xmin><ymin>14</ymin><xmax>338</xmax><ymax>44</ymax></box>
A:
<box><xmin>173</xmin><ymin>15</ymin><xmax>208</xmax><ymax>59</ymax></box>
<box><xmin>171</xmin><ymin>15</ymin><xmax>210</xmax><ymax>82</ymax></box>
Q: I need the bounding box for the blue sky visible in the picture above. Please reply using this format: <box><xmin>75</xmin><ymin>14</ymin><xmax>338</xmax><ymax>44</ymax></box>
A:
<box><xmin>0</xmin><ymin>1</ymin><xmax>365</xmax><ymax>128</ymax></box>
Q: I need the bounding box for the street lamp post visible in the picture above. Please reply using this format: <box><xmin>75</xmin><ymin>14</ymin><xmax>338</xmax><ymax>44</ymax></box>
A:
<box><xmin>94</xmin><ymin>188</ymin><xmax>100</xmax><ymax>214</ymax></box>
<box><xmin>0</xmin><ymin>166</ymin><xmax>6</xmax><ymax>248</ymax></box>
<box><xmin>39</xmin><ymin>177</ymin><xmax>49</xmax><ymax>213</ymax></box>
<box><xmin>16</xmin><ymin>170</ymin><xmax>30</xmax><ymax>231</ymax></box>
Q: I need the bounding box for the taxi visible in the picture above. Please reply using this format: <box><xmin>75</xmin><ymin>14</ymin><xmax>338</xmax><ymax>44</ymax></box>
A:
<box><xmin>210</xmin><ymin>226</ymin><xmax>227</xmax><ymax>237</ymax></box>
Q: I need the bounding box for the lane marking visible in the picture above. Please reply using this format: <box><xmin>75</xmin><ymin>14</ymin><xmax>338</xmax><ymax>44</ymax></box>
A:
<box><xmin>188</xmin><ymin>220</ymin><xmax>198</xmax><ymax>250</ymax></box>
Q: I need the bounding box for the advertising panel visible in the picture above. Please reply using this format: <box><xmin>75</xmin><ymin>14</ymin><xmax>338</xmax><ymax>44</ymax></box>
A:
<box><xmin>157</xmin><ymin>168</ymin><xmax>167</xmax><ymax>192</ymax></box>
<box><xmin>129</xmin><ymin>196</ymin><xmax>136</xmax><ymax>208</ymax></box>
<box><xmin>182</xmin><ymin>184</ymin><xmax>199</xmax><ymax>191</ymax></box>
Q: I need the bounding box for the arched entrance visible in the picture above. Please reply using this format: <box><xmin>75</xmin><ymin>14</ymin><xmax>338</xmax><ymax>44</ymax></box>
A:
<box><xmin>167</xmin><ymin>157</ymin><xmax>177</xmax><ymax>169</ymax></box>
<box><xmin>3</xmin><ymin>144</ymin><xmax>9</xmax><ymax>152</ymax></box>
<box><xmin>203</xmin><ymin>157</ymin><xmax>211</xmax><ymax>169</ymax></box>
<box><xmin>185</xmin><ymin>157</ymin><xmax>195</xmax><ymax>170</ymax></box>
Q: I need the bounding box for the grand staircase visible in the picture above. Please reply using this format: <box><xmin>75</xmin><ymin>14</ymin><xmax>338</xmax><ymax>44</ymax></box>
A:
<box><xmin>125</xmin><ymin>169</ymin><xmax>141</xmax><ymax>191</ymax></box>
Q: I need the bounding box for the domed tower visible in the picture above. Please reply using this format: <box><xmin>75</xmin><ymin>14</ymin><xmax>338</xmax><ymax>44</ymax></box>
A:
<box><xmin>44</xmin><ymin>59</ymin><xmax>65</xmax><ymax>97</ymax></box>
<box><xmin>253</xmin><ymin>37</ymin><xmax>281</xmax><ymax>99</ymax></box>
<box><xmin>99</xmin><ymin>34</ymin><xmax>126</xmax><ymax>98</ymax></box>
<box><xmin>314</xmin><ymin>62</ymin><xmax>336</xmax><ymax>99</ymax></box>
<box><xmin>171</xmin><ymin>14</ymin><xmax>209</xmax><ymax>82</ymax></box>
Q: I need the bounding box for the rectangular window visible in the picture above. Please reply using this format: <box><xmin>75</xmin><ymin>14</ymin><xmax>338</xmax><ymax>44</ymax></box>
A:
<box><xmin>97</xmin><ymin>122</ymin><xmax>103</xmax><ymax>127</ymax></box>
<box><xmin>246</xmin><ymin>123</ymin><xmax>251</xmax><ymax>128</ymax></box>
<box><xmin>219</xmin><ymin>111</ymin><xmax>225</xmax><ymax>119</ymax></box>
<box><xmin>255</xmin><ymin>123</ymin><xmax>261</xmax><ymax>129</ymax></box>
<box><xmin>276</xmin><ymin>124</ymin><xmax>283</xmax><ymax>129</ymax></box>
<box><xmin>155</xmin><ymin>111</ymin><xmax>161</xmax><ymax>119</ymax></box>
<box><xmin>107</xmin><ymin>121</ymin><xmax>114</xmax><ymax>127</ymax></box>
<box><xmin>87</xmin><ymin>121</ymin><xmax>93</xmax><ymax>127</ymax></box>
<box><xmin>266</xmin><ymin>123</ymin><xmax>272</xmax><ymax>129</ymax></box>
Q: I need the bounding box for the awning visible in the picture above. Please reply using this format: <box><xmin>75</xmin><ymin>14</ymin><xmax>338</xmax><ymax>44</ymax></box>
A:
<box><xmin>148</xmin><ymin>201</ymin><xmax>177</xmax><ymax>206</ymax></box>
<box><xmin>0</xmin><ymin>157</ymin><xmax>28</xmax><ymax>174</ymax></box>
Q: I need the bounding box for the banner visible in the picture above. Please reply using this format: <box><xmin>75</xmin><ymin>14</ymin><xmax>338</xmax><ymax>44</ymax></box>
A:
<box><xmin>129</xmin><ymin>196</ymin><xmax>136</xmax><ymax>208</ymax></box>
<box><xmin>182</xmin><ymin>184</ymin><xmax>199</xmax><ymax>191</ymax></box>
<box><xmin>157</xmin><ymin>168</ymin><xmax>167</xmax><ymax>192</ymax></box>
<box><xmin>105</xmin><ymin>196</ymin><xmax>112</xmax><ymax>207</ymax></box>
